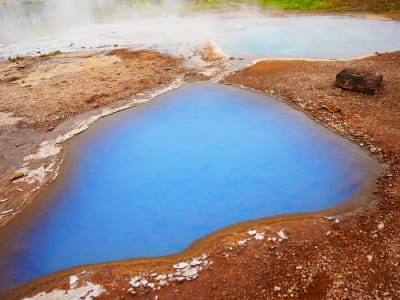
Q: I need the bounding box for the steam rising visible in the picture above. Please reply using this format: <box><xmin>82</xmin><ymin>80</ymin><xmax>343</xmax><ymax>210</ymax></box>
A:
<box><xmin>1</xmin><ymin>1</ymin><xmax>400</xmax><ymax>60</ymax></box>
<box><xmin>0</xmin><ymin>0</ymin><xmax>185</xmax><ymax>44</ymax></box>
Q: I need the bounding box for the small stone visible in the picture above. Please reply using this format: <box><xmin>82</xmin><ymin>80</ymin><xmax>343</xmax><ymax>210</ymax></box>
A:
<box><xmin>277</xmin><ymin>229</ymin><xmax>288</xmax><ymax>240</ymax></box>
<box><xmin>155</xmin><ymin>274</ymin><xmax>167</xmax><ymax>281</ymax></box>
<box><xmin>129</xmin><ymin>276</ymin><xmax>142</xmax><ymax>288</ymax></box>
<box><xmin>248</xmin><ymin>230</ymin><xmax>257</xmax><ymax>235</ymax></box>
<box><xmin>369</xmin><ymin>145</ymin><xmax>379</xmax><ymax>153</ymax></box>
<box><xmin>69</xmin><ymin>275</ymin><xmax>79</xmax><ymax>288</ymax></box>
<box><xmin>173</xmin><ymin>262</ymin><xmax>189</xmax><ymax>269</ymax></box>
<box><xmin>255</xmin><ymin>233</ymin><xmax>265</xmax><ymax>240</ymax></box>
<box><xmin>147</xmin><ymin>282</ymin><xmax>155</xmax><ymax>288</ymax></box>
<box><xmin>377</xmin><ymin>222</ymin><xmax>385</xmax><ymax>230</ymax></box>
<box><xmin>9</xmin><ymin>172</ymin><xmax>24</xmax><ymax>181</ymax></box>
<box><xmin>1</xmin><ymin>209</ymin><xmax>14</xmax><ymax>215</ymax></box>
<box><xmin>237</xmin><ymin>239</ymin><xmax>248</xmax><ymax>246</ymax></box>
<box><xmin>367</xmin><ymin>255</ymin><xmax>373</xmax><ymax>262</ymax></box>
<box><xmin>127</xmin><ymin>287</ymin><xmax>136</xmax><ymax>295</ymax></box>
<box><xmin>174</xmin><ymin>276</ymin><xmax>186</xmax><ymax>282</ymax></box>
<box><xmin>274</xmin><ymin>286</ymin><xmax>281</xmax><ymax>292</ymax></box>
<box><xmin>182</xmin><ymin>268</ymin><xmax>198</xmax><ymax>278</ymax></box>
<box><xmin>159</xmin><ymin>280</ymin><xmax>168</xmax><ymax>286</ymax></box>
<box><xmin>321</xmin><ymin>103</ymin><xmax>341</xmax><ymax>113</ymax></box>
<box><xmin>190</xmin><ymin>259</ymin><xmax>202</xmax><ymax>266</ymax></box>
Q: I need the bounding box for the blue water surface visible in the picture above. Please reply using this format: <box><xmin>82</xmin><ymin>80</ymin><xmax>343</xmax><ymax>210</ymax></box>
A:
<box><xmin>220</xmin><ymin>16</ymin><xmax>400</xmax><ymax>58</ymax></box>
<box><xmin>1</xmin><ymin>83</ymin><xmax>375</xmax><ymax>288</ymax></box>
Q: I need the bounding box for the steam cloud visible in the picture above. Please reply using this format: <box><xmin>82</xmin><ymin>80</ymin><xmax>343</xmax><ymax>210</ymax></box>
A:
<box><xmin>0</xmin><ymin>0</ymin><xmax>184</xmax><ymax>44</ymax></box>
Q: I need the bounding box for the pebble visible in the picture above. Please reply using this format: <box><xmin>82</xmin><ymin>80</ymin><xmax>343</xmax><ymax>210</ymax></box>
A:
<box><xmin>9</xmin><ymin>172</ymin><xmax>24</xmax><ymax>181</ymax></box>
<box><xmin>377</xmin><ymin>222</ymin><xmax>385</xmax><ymax>230</ymax></box>
<box><xmin>255</xmin><ymin>233</ymin><xmax>265</xmax><ymax>240</ymax></box>
<box><xmin>147</xmin><ymin>282</ymin><xmax>155</xmax><ymax>289</ymax></box>
<box><xmin>1</xmin><ymin>209</ymin><xmax>14</xmax><ymax>215</ymax></box>
<box><xmin>182</xmin><ymin>268</ymin><xmax>198</xmax><ymax>278</ymax></box>
<box><xmin>159</xmin><ymin>280</ymin><xmax>168</xmax><ymax>286</ymax></box>
<box><xmin>237</xmin><ymin>239</ymin><xmax>248</xmax><ymax>246</ymax></box>
<box><xmin>173</xmin><ymin>262</ymin><xmax>190</xmax><ymax>269</ymax></box>
<box><xmin>190</xmin><ymin>259</ymin><xmax>202</xmax><ymax>266</ymax></box>
<box><xmin>174</xmin><ymin>276</ymin><xmax>186</xmax><ymax>282</ymax></box>
<box><xmin>277</xmin><ymin>229</ymin><xmax>288</xmax><ymax>240</ymax></box>
<box><xmin>155</xmin><ymin>274</ymin><xmax>167</xmax><ymax>281</ymax></box>
<box><xmin>369</xmin><ymin>145</ymin><xmax>379</xmax><ymax>153</ymax></box>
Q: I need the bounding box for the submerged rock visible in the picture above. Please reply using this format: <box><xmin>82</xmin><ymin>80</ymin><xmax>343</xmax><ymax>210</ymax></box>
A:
<box><xmin>335</xmin><ymin>69</ymin><xmax>383</xmax><ymax>94</ymax></box>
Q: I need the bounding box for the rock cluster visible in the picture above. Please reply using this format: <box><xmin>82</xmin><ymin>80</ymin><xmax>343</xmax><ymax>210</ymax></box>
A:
<box><xmin>235</xmin><ymin>229</ymin><xmax>288</xmax><ymax>247</ymax></box>
<box><xmin>127</xmin><ymin>254</ymin><xmax>213</xmax><ymax>295</ymax></box>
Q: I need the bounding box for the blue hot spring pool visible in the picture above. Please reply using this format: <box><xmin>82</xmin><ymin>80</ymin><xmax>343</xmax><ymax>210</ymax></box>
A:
<box><xmin>220</xmin><ymin>16</ymin><xmax>400</xmax><ymax>58</ymax></box>
<box><xmin>0</xmin><ymin>83</ymin><xmax>379</xmax><ymax>288</ymax></box>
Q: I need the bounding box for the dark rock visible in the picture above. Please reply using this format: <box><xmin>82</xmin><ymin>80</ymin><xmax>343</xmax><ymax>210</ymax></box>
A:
<box><xmin>335</xmin><ymin>69</ymin><xmax>383</xmax><ymax>94</ymax></box>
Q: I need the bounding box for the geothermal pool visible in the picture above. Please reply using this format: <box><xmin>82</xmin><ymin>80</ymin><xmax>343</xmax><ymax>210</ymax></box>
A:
<box><xmin>219</xmin><ymin>16</ymin><xmax>400</xmax><ymax>58</ymax></box>
<box><xmin>1</xmin><ymin>12</ymin><xmax>400</xmax><ymax>59</ymax></box>
<box><xmin>0</xmin><ymin>83</ymin><xmax>379</xmax><ymax>288</ymax></box>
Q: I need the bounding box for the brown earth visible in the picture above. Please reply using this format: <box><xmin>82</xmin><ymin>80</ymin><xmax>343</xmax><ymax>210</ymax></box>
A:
<box><xmin>0</xmin><ymin>49</ymin><xmax>185</xmax><ymax>131</ymax></box>
<box><xmin>329</xmin><ymin>0</ymin><xmax>400</xmax><ymax>12</ymax></box>
<box><xmin>1</xmin><ymin>51</ymin><xmax>400</xmax><ymax>299</ymax></box>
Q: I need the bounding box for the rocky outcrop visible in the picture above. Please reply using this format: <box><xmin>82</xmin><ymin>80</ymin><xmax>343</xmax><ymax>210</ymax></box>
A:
<box><xmin>335</xmin><ymin>69</ymin><xmax>383</xmax><ymax>94</ymax></box>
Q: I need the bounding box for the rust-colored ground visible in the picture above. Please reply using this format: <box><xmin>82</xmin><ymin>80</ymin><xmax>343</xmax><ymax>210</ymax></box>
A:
<box><xmin>2</xmin><ymin>51</ymin><xmax>400</xmax><ymax>299</ymax></box>
<box><xmin>0</xmin><ymin>50</ymin><xmax>184</xmax><ymax>131</ymax></box>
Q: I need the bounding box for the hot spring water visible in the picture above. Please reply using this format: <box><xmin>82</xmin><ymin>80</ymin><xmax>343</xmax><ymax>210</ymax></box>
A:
<box><xmin>0</xmin><ymin>83</ymin><xmax>379</xmax><ymax>288</ymax></box>
<box><xmin>1</xmin><ymin>13</ymin><xmax>400</xmax><ymax>59</ymax></box>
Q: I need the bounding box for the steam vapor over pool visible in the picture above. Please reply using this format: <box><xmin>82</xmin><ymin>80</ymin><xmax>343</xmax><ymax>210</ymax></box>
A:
<box><xmin>1</xmin><ymin>3</ymin><xmax>400</xmax><ymax>59</ymax></box>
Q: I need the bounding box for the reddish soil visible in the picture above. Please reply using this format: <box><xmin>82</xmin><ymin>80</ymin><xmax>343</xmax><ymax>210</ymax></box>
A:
<box><xmin>0</xmin><ymin>50</ymin><xmax>185</xmax><ymax>131</ymax></box>
<box><xmin>2</xmin><ymin>51</ymin><xmax>400</xmax><ymax>299</ymax></box>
